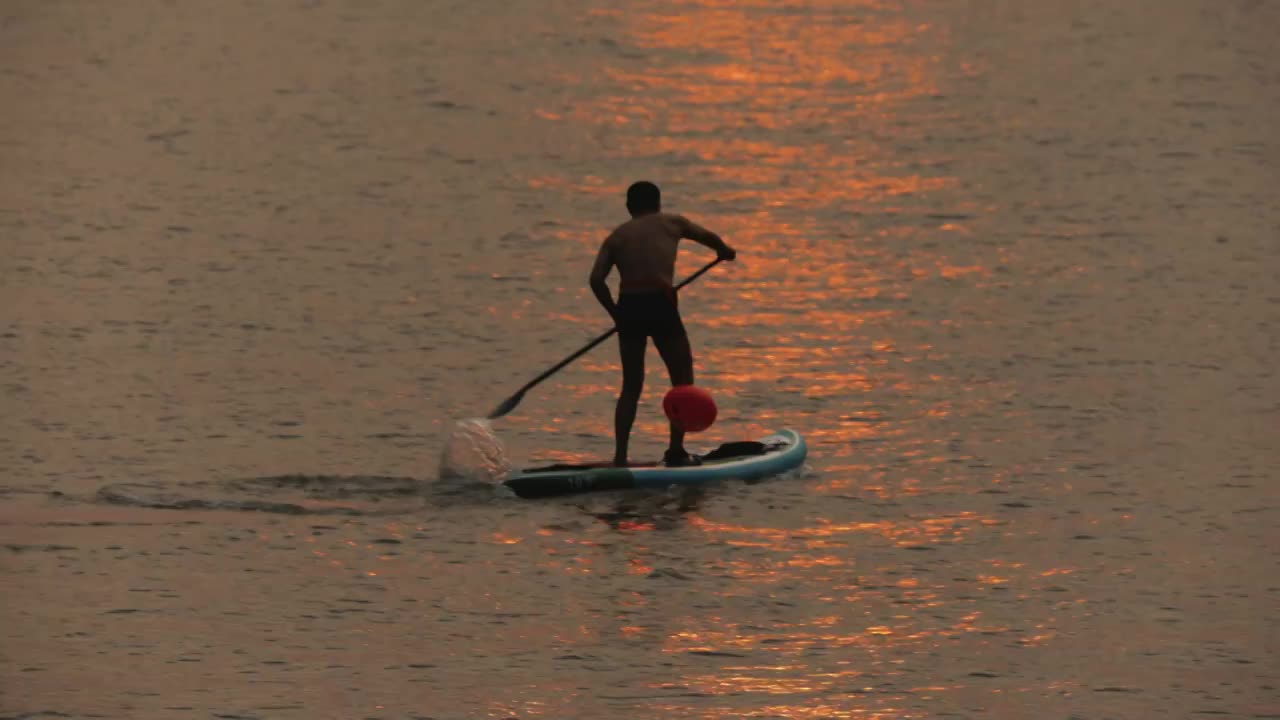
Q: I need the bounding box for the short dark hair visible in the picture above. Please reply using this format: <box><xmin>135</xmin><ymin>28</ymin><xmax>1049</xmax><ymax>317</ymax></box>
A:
<box><xmin>626</xmin><ymin>181</ymin><xmax>661</xmax><ymax>214</ymax></box>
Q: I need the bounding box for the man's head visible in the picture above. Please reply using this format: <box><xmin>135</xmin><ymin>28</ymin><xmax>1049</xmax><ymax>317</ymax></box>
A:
<box><xmin>626</xmin><ymin>181</ymin><xmax>661</xmax><ymax>217</ymax></box>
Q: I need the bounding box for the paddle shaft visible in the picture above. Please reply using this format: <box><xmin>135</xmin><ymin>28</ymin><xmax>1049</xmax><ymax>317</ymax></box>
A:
<box><xmin>489</xmin><ymin>257</ymin><xmax>723</xmax><ymax>418</ymax></box>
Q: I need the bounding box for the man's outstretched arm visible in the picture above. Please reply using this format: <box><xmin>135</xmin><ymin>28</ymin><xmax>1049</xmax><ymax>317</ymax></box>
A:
<box><xmin>677</xmin><ymin>215</ymin><xmax>736</xmax><ymax>261</ymax></box>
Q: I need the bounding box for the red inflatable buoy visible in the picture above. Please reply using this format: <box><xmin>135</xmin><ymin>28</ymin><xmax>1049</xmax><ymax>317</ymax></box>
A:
<box><xmin>662</xmin><ymin>385</ymin><xmax>717</xmax><ymax>433</ymax></box>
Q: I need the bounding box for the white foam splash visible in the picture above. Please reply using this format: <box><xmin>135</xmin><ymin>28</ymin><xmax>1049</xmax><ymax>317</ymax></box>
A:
<box><xmin>438</xmin><ymin>418</ymin><xmax>512</xmax><ymax>482</ymax></box>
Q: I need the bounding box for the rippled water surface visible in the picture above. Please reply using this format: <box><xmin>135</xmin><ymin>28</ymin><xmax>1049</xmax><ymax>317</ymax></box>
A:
<box><xmin>2</xmin><ymin>1</ymin><xmax>1277</xmax><ymax>718</ymax></box>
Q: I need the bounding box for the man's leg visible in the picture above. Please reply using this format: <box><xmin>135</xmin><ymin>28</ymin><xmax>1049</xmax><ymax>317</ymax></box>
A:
<box><xmin>614</xmin><ymin>332</ymin><xmax>647</xmax><ymax>466</ymax></box>
<box><xmin>653</xmin><ymin>330</ymin><xmax>694</xmax><ymax>460</ymax></box>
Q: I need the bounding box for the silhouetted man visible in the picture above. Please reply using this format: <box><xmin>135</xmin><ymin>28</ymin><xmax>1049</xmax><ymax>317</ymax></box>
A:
<box><xmin>588</xmin><ymin>181</ymin><xmax>736</xmax><ymax>466</ymax></box>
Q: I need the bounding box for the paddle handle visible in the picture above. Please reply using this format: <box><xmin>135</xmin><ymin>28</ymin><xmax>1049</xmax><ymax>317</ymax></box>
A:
<box><xmin>671</xmin><ymin>256</ymin><xmax>724</xmax><ymax>292</ymax></box>
<box><xmin>513</xmin><ymin>326</ymin><xmax>618</xmax><ymax>398</ymax></box>
<box><xmin>490</xmin><ymin>257</ymin><xmax>723</xmax><ymax>417</ymax></box>
<box><xmin>516</xmin><ymin>257</ymin><xmax>721</xmax><ymax>394</ymax></box>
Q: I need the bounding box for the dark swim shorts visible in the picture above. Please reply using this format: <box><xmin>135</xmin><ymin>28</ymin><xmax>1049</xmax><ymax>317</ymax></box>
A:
<box><xmin>616</xmin><ymin>290</ymin><xmax>686</xmax><ymax>340</ymax></box>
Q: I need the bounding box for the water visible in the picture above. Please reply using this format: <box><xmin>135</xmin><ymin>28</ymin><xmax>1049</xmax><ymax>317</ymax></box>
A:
<box><xmin>439</xmin><ymin>419</ymin><xmax>512</xmax><ymax>482</ymax></box>
<box><xmin>2</xmin><ymin>1</ymin><xmax>1277</xmax><ymax>718</ymax></box>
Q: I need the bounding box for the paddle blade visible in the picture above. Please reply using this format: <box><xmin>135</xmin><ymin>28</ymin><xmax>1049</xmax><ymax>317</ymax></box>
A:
<box><xmin>488</xmin><ymin>390</ymin><xmax>524</xmax><ymax>419</ymax></box>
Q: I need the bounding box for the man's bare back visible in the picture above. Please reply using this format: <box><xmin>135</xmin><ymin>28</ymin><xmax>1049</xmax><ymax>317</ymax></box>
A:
<box><xmin>591</xmin><ymin>213</ymin><xmax>732</xmax><ymax>296</ymax></box>
<box><xmin>599</xmin><ymin>213</ymin><xmax>693</xmax><ymax>293</ymax></box>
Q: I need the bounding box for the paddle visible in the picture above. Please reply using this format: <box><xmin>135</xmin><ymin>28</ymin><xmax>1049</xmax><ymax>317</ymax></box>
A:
<box><xmin>487</xmin><ymin>257</ymin><xmax>724</xmax><ymax>420</ymax></box>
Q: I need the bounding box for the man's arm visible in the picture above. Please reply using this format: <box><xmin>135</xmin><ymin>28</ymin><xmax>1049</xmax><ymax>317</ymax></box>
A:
<box><xmin>588</xmin><ymin>238</ymin><xmax>618</xmax><ymax>321</ymax></box>
<box><xmin>676</xmin><ymin>215</ymin><xmax>736</xmax><ymax>261</ymax></box>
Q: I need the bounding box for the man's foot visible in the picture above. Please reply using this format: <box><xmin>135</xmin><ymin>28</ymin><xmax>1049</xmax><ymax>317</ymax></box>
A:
<box><xmin>612</xmin><ymin>457</ymin><xmax>629</xmax><ymax>468</ymax></box>
<box><xmin>663</xmin><ymin>448</ymin><xmax>701</xmax><ymax>467</ymax></box>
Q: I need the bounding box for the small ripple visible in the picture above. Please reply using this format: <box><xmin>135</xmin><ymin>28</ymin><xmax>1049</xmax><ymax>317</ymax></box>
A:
<box><xmin>94</xmin><ymin>474</ymin><xmax>498</xmax><ymax>515</ymax></box>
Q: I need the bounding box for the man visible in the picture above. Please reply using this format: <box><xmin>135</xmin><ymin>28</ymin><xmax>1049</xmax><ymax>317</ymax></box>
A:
<box><xmin>588</xmin><ymin>181</ymin><xmax>736</xmax><ymax>467</ymax></box>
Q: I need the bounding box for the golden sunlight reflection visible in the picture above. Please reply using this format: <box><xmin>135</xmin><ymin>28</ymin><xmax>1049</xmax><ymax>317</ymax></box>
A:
<box><xmin>689</xmin><ymin>513</ymin><xmax>985</xmax><ymax>550</ymax></box>
<box><xmin>589</xmin><ymin>3</ymin><xmax>940</xmax><ymax>110</ymax></box>
<box><xmin>541</xmin><ymin>0</ymin><xmax>956</xmax><ymax>241</ymax></box>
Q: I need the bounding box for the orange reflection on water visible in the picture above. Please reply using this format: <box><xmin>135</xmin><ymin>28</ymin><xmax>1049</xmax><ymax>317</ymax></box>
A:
<box><xmin>556</xmin><ymin>0</ymin><xmax>955</xmax><ymax>247</ymax></box>
<box><xmin>690</xmin><ymin>512</ymin><xmax>985</xmax><ymax>550</ymax></box>
<box><xmin>594</xmin><ymin>2</ymin><xmax>939</xmax><ymax>107</ymax></box>
<box><xmin>661</xmin><ymin>619</ymin><xmax>944</xmax><ymax>657</ymax></box>
<box><xmin>647</xmin><ymin>700</ymin><xmax>913</xmax><ymax>720</ymax></box>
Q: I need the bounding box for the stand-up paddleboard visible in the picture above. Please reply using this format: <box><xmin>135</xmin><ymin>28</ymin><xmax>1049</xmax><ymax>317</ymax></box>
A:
<box><xmin>503</xmin><ymin>429</ymin><xmax>806</xmax><ymax>499</ymax></box>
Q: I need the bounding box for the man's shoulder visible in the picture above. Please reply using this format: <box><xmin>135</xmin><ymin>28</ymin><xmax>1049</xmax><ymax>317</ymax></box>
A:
<box><xmin>614</xmin><ymin>213</ymin><xmax>687</xmax><ymax>234</ymax></box>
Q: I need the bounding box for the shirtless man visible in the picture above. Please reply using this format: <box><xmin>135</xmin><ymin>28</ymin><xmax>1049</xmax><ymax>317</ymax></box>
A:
<box><xmin>589</xmin><ymin>181</ymin><xmax>736</xmax><ymax>467</ymax></box>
